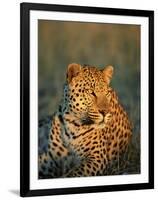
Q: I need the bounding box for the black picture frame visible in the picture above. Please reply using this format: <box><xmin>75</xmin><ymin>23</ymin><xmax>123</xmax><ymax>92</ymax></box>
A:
<box><xmin>20</xmin><ymin>2</ymin><xmax>154</xmax><ymax>197</ymax></box>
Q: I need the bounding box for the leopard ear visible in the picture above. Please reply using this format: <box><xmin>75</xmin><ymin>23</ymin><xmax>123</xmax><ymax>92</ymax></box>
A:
<box><xmin>102</xmin><ymin>65</ymin><xmax>114</xmax><ymax>85</ymax></box>
<box><xmin>67</xmin><ymin>63</ymin><xmax>81</xmax><ymax>83</ymax></box>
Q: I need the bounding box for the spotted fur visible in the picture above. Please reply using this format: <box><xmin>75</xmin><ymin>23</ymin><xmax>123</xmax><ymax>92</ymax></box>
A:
<box><xmin>39</xmin><ymin>63</ymin><xmax>132</xmax><ymax>178</ymax></box>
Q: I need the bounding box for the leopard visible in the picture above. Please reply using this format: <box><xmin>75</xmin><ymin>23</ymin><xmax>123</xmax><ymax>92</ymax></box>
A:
<box><xmin>38</xmin><ymin>63</ymin><xmax>132</xmax><ymax>178</ymax></box>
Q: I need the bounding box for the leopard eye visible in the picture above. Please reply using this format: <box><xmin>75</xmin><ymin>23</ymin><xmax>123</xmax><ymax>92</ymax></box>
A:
<box><xmin>91</xmin><ymin>91</ymin><xmax>97</xmax><ymax>97</ymax></box>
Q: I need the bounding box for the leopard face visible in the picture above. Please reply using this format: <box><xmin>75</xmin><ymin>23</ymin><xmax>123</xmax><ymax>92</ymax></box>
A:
<box><xmin>63</xmin><ymin>63</ymin><xmax>113</xmax><ymax>125</ymax></box>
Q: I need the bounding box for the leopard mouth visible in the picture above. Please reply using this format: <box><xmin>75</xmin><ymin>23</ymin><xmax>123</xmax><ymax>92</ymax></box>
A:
<box><xmin>81</xmin><ymin>117</ymin><xmax>94</xmax><ymax>125</ymax></box>
<box><xmin>81</xmin><ymin>112</ymin><xmax>104</xmax><ymax>125</ymax></box>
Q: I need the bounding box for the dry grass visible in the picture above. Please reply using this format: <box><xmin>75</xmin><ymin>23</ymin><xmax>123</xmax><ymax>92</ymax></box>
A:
<box><xmin>104</xmin><ymin>133</ymin><xmax>140</xmax><ymax>175</ymax></box>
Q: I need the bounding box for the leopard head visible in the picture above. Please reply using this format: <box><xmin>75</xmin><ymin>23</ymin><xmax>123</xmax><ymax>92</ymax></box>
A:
<box><xmin>63</xmin><ymin>63</ymin><xmax>113</xmax><ymax>125</ymax></box>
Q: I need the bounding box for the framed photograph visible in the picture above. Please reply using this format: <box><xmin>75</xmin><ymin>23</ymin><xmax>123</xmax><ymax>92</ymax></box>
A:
<box><xmin>20</xmin><ymin>2</ymin><xmax>154</xmax><ymax>197</ymax></box>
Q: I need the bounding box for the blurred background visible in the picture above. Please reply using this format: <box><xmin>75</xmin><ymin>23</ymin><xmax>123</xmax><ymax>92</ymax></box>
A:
<box><xmin>38</xmin><ymin>20</ymin><xmax>140</xmax><ymax>174</ymax></box>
